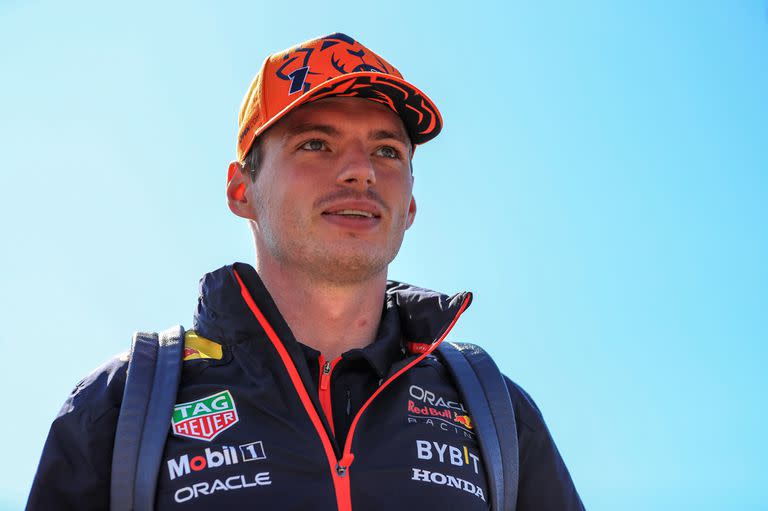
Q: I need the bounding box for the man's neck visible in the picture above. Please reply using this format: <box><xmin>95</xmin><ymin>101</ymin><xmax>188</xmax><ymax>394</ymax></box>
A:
<box><xmin>255</xmin><ymin>259</ymin><xmax>386</xmax><ymax>360</ymax></box>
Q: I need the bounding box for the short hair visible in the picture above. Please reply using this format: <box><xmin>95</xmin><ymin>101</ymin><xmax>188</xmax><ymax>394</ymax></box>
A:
<box><xmin>242</xmin><ymin>138</ymin><xmax>262</xmax><ymax>182</ymax></box>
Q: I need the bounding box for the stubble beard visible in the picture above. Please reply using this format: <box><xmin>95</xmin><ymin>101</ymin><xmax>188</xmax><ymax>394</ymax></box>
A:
<box><xmin>257</xmin><ymin>209</ymin><xmax>407</xmax><ymax>287</ymax></box>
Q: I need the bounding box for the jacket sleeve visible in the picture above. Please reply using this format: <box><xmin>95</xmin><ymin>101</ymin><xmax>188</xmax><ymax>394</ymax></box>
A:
<box><xmin>504</xmin><ymin>376</ymin><xmax>586</xmax><ymax>511</ymax></box>
<box><xmin>26</xmin><ymin>356</ymin><xmax>128</xmax><ymax>511</ymax></box>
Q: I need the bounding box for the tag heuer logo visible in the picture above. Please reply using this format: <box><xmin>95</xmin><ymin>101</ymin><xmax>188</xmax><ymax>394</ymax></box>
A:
<box><xmin>172</xmin><ymin>390</ymin><xmax>239</xmax><ymax>441</ymax></box>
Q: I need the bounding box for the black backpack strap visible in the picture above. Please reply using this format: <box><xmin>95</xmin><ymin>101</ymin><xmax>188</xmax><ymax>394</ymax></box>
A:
<box><xmin>111</xmin><ymin>326</ymin><xmax>184</xmax><ymax>511</ymax></box>
<box><xmin>134</xmin><ymin>326</ymin><xmax>185</xmax><ymax>509</ymax></box>
<box><xmin>111</xmin><ymin>331</ymin><xmax>159</xmax><ymax>511</ymax></box>
<box><xmin>436</xmin><ymin>342</ymin><xmax>519</xmax><ymax>511</ymax></box>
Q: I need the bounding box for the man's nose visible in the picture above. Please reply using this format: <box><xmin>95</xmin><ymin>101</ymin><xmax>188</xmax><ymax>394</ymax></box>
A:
<box><xmin>336</xmin><ymin>145</ymin><xmax>376</xmax><ymax>189</ymax></box>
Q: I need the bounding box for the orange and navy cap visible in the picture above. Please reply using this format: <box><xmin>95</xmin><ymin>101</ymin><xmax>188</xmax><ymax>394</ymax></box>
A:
<box><xmin>237</xmin><ymin>32</ymin><xmax>443</xmax><ymax>161</ymax></box>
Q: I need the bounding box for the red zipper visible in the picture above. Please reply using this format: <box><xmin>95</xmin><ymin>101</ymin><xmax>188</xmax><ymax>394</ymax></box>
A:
<box><xmin>318</xmin><ymin>355</ymin><xmax>341</xmax><ymax>436</ymax></box>
<box><xmin>234</xmin><ymin>269</ymin><xmax>470</xmax><ymax>511</ymax></box>
<box><xmin>233</xmin><ymin>271</ymin><xmax>350</xmax><ymax>510</ymax></box>
<box><xmin>340</xmin><ymin>294</ymin><xmax>471</xmax><ymax>473</ymax></box>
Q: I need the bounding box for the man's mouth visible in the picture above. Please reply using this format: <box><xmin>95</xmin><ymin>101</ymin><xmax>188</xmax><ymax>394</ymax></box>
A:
<box><xmin>323</xmin><ymin>209</ymin><xmax>377</xmax><ymax>219</ymax></box>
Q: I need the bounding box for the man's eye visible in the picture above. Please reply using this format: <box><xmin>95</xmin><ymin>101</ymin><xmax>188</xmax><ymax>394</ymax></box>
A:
<box><xmin>300</xmin><ymin>140</ymin><xmax>327</xmax><ymax>151</ymax></box>
<box><xmin>376</xmin><ymin>146</ymin><xmax>400</xmax><ymax>159</ymax></box>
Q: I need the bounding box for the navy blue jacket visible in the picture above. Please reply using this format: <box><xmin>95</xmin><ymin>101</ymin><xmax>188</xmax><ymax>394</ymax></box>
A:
<box><xmin>28</xmin><ymin>263</ymin><xmax>584</xmax><ymax>510</ymax></box>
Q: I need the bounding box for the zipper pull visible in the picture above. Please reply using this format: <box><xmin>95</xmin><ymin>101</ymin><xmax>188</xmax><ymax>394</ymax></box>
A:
<box><xmin>320</xmin><ymin>360</ymin><xmax>332</xmax><ymax>391</ymax></box>
<box><xmin>345</xmin><ymin>389</ymin><xmax>351</xmax><ymax>416</ymax></box>
<box><xmin>336</xmin><ymin>452</ymin><xmax>355</xmax><ymax>477</ymax></box>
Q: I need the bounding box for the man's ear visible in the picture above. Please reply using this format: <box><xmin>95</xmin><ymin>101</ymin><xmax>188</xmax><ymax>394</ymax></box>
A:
<box><xmin>405</xmin><ymin>196</ymin><xmax>417</xmax><ymax>229</ymax></box>
<box><xmin>226</xmin><ymin>161</ymin><xmax>252</xmax><ymax>219</ymax></box>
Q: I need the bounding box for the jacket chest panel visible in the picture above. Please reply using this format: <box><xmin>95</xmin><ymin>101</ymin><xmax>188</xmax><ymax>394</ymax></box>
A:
<box><xmin>346</xmin><ymin>366</ymin><xmax>490</xmax><ymax>510</ymax></box>
<box><xmin>154</xmin><ymin>364</ymin><xmax>337</xmax><ymax>510</ymax></box>
<box><xmin>154</xmin><ymin>351</ymin><xmax>489</xmax><ymax>510</ymax></box>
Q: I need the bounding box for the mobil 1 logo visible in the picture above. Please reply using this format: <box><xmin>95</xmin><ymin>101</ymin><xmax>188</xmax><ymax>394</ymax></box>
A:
<box><xmin>167</xmin><ymin>441</ymin><xmax>267</xmax><ymax>480</ymax></box>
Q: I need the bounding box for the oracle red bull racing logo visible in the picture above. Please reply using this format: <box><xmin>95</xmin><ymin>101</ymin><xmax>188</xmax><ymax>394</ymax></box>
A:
<box><xmin>172</xmin><ymin>390</ymin><xmax>239</xmax><ymax>441</ymax></box>
<box><xmin>407</xmin><ymin>385</ymin><xmax>474</xmax><ymax>437</ymax></box>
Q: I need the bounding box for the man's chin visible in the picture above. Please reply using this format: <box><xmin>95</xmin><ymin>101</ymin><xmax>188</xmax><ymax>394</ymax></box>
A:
<box><xmin>280</xmin><ymin>243</ymin><xmax>396</xmax><ymax>285</ymax></box>
<box><xmin>267</xmin><ymin>236</ymin><xmax>404</xmax><ymax>285</ymax></box>
<box><xmin>308</xmin><ymin>253</ymin><xmax>390</xmax><ymax>285</ymax></box>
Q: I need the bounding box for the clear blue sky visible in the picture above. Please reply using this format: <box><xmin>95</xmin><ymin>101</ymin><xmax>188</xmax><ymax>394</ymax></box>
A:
<box><xmin>1</xmin><ymin>1</ymin><xmax>766</xmax><ymax>509</ymax></box>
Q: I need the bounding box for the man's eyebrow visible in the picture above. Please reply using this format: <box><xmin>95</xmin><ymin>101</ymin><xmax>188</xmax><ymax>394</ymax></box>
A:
<box><xmin>282</xmin><ymin>123</ymin><xmax>341</xmax><ymax>141</ymax></box>
<box><xmin>369</xmin><ymin>129</ymin><xmax>411</xmax><ymax>146</ymax></box>
<box><xmin>282</xmin><ymin>124</ymin><xmax>411</xmax><ymax>148</ymax></box>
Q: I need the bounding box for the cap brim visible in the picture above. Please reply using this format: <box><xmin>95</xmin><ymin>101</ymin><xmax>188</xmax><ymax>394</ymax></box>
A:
<box><xmin>252</xmin><ymin>72</ymin><xmax>443</xmax><ymax>146</ymax></box>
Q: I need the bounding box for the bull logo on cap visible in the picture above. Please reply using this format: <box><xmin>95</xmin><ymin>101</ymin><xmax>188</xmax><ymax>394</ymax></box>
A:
<box><xmin>276</xmin><ymin>33</ymin><xmax>393</xmax><ymax>96</ymax></box>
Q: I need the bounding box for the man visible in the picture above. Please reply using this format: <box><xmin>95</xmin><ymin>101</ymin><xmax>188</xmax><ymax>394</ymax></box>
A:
<box><xmin>28</xmin><ymin>33</ymin><xmax>584</xmax><ymax>510</ymax></box>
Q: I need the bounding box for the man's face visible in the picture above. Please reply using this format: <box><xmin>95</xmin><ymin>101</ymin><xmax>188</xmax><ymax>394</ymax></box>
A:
<box><xmin>241</xmin><ymin>97</ymin><xmax>417</xmax><ymax>285</ymax></box>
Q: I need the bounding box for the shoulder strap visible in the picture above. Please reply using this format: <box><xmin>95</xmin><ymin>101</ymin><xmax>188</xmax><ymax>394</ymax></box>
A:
<box><xmin>111</xmin><ymin>325</ymin><xmax>184</xmax><ymax>511</ymax></box>
<box><xmin>436</xmin><ymin>342</ymin><xmax>519</xmax><ymax>511</ymax></box>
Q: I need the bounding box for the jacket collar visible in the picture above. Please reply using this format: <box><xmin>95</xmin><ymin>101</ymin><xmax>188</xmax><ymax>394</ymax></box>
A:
<box><xmin>296</xmin><ymin>294</ymin><xmax>403</xmax><ymax>378</ymax></box>
<box><xmin>193</xmin><ymin>263</ymin><xmax>472</xmax><ymax>375</ymax></box>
